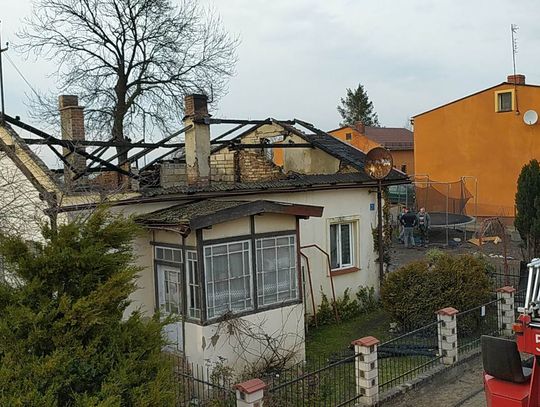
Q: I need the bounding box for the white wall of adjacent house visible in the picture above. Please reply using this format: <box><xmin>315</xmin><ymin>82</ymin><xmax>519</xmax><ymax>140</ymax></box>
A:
<box><xmin>0</xmin><ymin>153</ymin><xmax>49</xmax><ymax>241</ymax></box>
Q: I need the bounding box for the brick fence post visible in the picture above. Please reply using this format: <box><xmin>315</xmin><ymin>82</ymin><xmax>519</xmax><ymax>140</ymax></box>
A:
<box><xmin>351</xmin><ymin>336</ymin><xmax>380</xmax><ymax>406</ymax></box>
<box><xmin>497</xmin><ymin>286</ymin><xmax>516</xmax><ymax>337</ymax></box>
<box><xmin>437</xmin><ymin>307</ymin><xmax>459</xmax><ymax>366</ymax></box>
<box><xmin>235</xmin><ymin>379</ymin><xmax>266</xmax><ymax>407</ymax></box>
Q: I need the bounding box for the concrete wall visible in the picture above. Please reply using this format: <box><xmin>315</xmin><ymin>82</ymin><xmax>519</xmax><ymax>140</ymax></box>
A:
<box><xmin>282</xmin><ymin>133</ymin><xmax>341</xmax><ymax>174</ymax></box>
<box><xmin>414</xmin><ymin>82</ymin><xmax>540</xmax><ymax>217</ymax></box>
<box><xmin>185</xmin><ymin>303</ymin><xmax>305</xmax><ymax>373</ymax></box>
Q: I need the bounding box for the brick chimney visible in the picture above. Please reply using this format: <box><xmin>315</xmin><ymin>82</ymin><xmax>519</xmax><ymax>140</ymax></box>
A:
<box><xmin>58</xmin><ymin>95</ymin><xmax>86</xmax><ymax>188</ymax></box>
<box><xmin>183</xmin><ymin>94</ymin><xmax>210</xmax><ymax>185</ymax></box>
<box><xmin>507</xmin><ymin>74</ymin><xmax>526</xmax><ymax>85</ymax></box>
<box><xmin>354</xmin><ymin>121</ymin><xmax>365</xmax><ymax>134</ymax></box>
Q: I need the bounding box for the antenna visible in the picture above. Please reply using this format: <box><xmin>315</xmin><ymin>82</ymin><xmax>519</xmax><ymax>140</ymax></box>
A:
<box><xmin>0</xmin><ymin>21</ymin><xmax>9</xmax><ymax>123</ymax></box>
<box><xmin>511</xmin><ymin>24</ymin><xmax>519</xmax><ymax>77</ymax></box>
<box><xmin>511</xmin><ymin>24</ymin><xmax>519</xmax><ymax>114</ymax></box>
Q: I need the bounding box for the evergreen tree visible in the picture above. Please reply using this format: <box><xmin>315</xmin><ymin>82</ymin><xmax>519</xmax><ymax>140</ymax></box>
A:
<box><xmin>0</xmin><ymin>209</ymin><xmax>175</xmax><ymax>406</ymax></box>
<box><xmin>337</xmin><ymin>83</ymin><xmax>380</xmax><ymax>127</ymax></box>
<box><xmin>515</xmin><ymin>159</ymin><xmax>540</xmax><ymax>260</ymax></box>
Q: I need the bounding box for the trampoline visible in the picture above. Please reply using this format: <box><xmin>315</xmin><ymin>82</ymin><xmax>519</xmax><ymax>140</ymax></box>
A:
<box><xmin>429</xmin><ymin>212</ymin><xmax>475</xmax><ymax>228</ymax></box>
<box><xmin>391</xmin><ymin>176</ymin><xmax>478</xmax><ymax>245</ymax></box>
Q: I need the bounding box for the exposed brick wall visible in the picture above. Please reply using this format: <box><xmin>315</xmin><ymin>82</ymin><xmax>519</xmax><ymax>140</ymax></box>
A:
<box><xmin>210</xmin><ymin>150</ymin><xmax>235</xmax><ymax>182</ymax></box>
<box><xmin>159</xmin><ymin>162</ymin><xmax>187</xmax><ymax>188</ymax></box>
<box><xmin>237</xmin><ymin>149</ymin><xmax>284</xmax><ymax>182</ymax></box>
<box><xmin>90</xmin><ymin>163</ymin><xmax>135</xmax><ymax>192</ymax></box>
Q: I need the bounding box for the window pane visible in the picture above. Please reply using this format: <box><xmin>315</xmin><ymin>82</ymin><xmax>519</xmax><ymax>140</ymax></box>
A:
<box><xmin>256</xmin><ymin>236</ymin><xmax>297</xmax><ymax>306</ymax></box>
<box><xmin>499</xmin><ymin>92</ymin><xmax>512</xmax><ymax>111</ymax></box>
<box><xmin>204</xmin><ymin>241</ymin><xmax>252</xmax><ymax>318</ymax></box>
<box><xmin>173</xmin><ymin>250</ymin><xmax>182</xmax><ymax>263</ymax></box>
<box><xmin>164</xmin><ymin>249</ymin><xmax>173</xmax><ymax>261</ymax></box>
<box><xmin>156</xmin><ymin>248</ymin><xmax>164</xmax><ymax>260</ymax></box>
<box><xmin>330</xmin><ymin>224</ymin><xmax>339</xmax><ymax>269</ymax></box>
<box><xmin>340</xmin><ymin>224</ymin><xmax>351</xmax><ymax>265</ymax></box>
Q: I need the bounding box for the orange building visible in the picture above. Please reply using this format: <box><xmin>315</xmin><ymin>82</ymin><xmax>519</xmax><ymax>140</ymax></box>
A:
<box><xmin>329</xmin><ymin>123</ymin><xmax>415</xmax><ymax>175</ymax></box>
<box><xmin>413</xmin><ymin>74</ymin><xmax>540</xmax><ymax>218</ymax></box>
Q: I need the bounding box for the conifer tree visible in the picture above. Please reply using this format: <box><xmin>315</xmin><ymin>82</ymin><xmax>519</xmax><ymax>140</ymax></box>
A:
<box><xmin>337</xmin><ymin>83</ymin><xmax>380</xmax><ymax>127</ymax></box>
<box><xmin>515</xmin><ymin>159</ymin><xmax>540</xmax><ymax>260</ymax></box>
<box><xmin>0</xmin><ymin>208</ymin><xmax>175</xmax><ymax>405</ymax></box>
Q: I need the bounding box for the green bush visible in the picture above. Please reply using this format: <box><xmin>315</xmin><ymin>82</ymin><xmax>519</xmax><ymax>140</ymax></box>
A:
<box><xmin>381</xmin><ymin>253</ymin><xmax>493</xmax><ymax>329</ymax></box>
<box><xmin>0</xmin><ymin>209</ymin><xmax>175</xmax><ymax>406</ymax></box>
<box><xmin>311</xmin><ymin>286</ymin><xmax>378</xmax><ymax>326</ymax></box>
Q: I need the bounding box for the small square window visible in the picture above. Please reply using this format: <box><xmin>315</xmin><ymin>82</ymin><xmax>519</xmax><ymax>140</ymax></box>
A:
<box><xmin>497</xmin><ymin>92</ymin><xmax>513</xmax><ymax>112</ymax></box>
<box><xmin>401</xmin><ymin>164</ymin><xmax>407</xmax><ymax>173</ymax></box>
<box><xmin>345</xmin><ymin>133</ymin><xmax>352</xmax><ymax>141</ymax></box>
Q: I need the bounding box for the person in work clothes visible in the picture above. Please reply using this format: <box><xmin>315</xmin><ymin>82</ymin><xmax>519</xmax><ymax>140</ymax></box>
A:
<box><xmin>417</xmin><ymin>207</ymin><xmax>431</xmax><ymax>247</ymax></box>
<box><xmin>400</xmin><ymin>208</ymin><xmax>417</xmax><ymax>248</ymax></box>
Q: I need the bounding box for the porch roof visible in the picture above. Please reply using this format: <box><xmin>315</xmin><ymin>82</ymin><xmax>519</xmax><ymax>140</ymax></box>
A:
<box><xmin>136</xmin><ymin>199</ymin><xmax>324</xmax><ymax>230</ymax></box>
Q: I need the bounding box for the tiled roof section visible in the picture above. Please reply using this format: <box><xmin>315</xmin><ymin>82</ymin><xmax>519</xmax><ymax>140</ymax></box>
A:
<box><xmin>140</xmin><ymin>172</ymin><xmax>395</xmax><ymax>197</ymax></box>
<box><xmin>365</xmin><ymin>127</ymin><xmax>414</xmax><ymax>150</ymax></box>
<box><xmin>138</xmin><ymin>200</ymin><xmax>247</xmax><ymax>225</ymax></box>
<box><xmin>136</xmin><ymin>199</ymin><xmax>324</xmax><ymax>229</ymax></box>
<box><xmin>283</xmin><ymin>120</ymin><xmax>407</xmax><ymax>181</ymax></box>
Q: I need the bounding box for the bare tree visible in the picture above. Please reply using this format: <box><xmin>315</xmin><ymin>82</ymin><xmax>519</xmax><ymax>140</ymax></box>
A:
<box><xmin>18</xmin><ymin>0</ymin><xmax>238</xmax><ymax>158</ymax></box>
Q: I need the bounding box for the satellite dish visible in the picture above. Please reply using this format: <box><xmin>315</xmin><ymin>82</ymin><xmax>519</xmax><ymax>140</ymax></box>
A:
<box><xmin>524</xmin><ymin>110</ymin><xmax>538</xmax><ymax>125</ymax></box>
<box><xmin>364</xmin><ymin>147</ymin><xmax>393</xmax><ymax>180</ymax></box>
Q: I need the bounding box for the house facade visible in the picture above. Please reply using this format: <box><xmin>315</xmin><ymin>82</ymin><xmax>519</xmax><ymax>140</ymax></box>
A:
<box><xmin>0</xmin><ymin>94</ymin><xmax>408</xmax><ymax>371</ymax></box>
<box><xmin>413</xmin><ymin>74</ymin><xmax>540</xmax><ymax>218</ymax></box>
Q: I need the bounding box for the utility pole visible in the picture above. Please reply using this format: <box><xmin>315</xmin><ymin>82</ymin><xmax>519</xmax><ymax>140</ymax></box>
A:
<box><xmin>0</xmin><ymin>21</ymin><xmax>8</xmax><ymax>124</ymax></box>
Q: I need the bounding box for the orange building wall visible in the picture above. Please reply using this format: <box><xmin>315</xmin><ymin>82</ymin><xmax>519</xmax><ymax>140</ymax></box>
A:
<box><xmin>390</xmin><ymin>150</ymin><xmax>415</xmax><ymax>175</ymax></box>
<box><xmin>414</xmin><ymin>83</ymin><xmax>540</xmax><ymax>218</ymax></box>
<box><xmin>330</xmin><ymin>127</ymin><xmax>381</xmax><ymax>152</ymax></box>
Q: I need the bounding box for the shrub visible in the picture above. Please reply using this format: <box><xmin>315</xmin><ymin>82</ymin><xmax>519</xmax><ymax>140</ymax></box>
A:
<box><xmin>311</xmin><ymin>286</ymin><xmax>378</xmax><ymax>326</ymax></box>
<box><xmin>381</xmin><ymin>253</ymin><xmax>492</xmax><ymax>329</ymax></box>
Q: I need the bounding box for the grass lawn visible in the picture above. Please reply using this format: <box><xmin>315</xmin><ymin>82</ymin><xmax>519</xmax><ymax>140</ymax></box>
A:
<box><xmin>305</xmin><ymin>307</ymin><xmax>393</xmax><ymax>361</ymax></box>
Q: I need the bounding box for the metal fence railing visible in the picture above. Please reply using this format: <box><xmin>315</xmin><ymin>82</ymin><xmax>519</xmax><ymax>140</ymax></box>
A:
<box><xmin>455</xmin><ymin>298</ymin><xmax>503</xmax><ymax>356</ymax></box>
<box><xmin>378</xmin><ymin>320</ymin><xmax>442</xmax><ymax>394</ymax></box>
<box><xmin>263</xmin><ymin>350</ymin><xmax>360</xmax><ymax>407</ymax></box>
<box><xmin>170</xmin><ymin>355</ymin><xmax>236</xmax><ymax>406</ymax></box>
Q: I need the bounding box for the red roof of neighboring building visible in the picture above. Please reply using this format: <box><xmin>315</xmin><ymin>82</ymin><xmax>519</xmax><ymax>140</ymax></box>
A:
<box><xmin>365</xmin><ymin>126</ymin><xmax>414</xmax><ymax>151</ymax></box>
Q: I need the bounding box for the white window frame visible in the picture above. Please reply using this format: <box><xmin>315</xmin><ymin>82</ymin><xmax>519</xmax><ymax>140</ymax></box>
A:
<box><xmin>255</xmin><ymin>235</ymin><xmax>297</xmax><ymax>306</ymax></box>
<box><xmin>155</xmin><ymin>246</ymin><xmax>201</xmax><ymax>319</ymax></box>
<box><xmin>204</xmin><ymin>240</ymin><xmax>253</xmax><ymax>319</ymax></box>
<box><xmin>329</xmin><ymin>221</ymin><xmax>356</xmax><ymax>270</ymax></box>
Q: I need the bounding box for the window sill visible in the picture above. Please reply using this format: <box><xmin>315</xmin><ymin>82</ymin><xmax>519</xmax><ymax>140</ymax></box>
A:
<box><xmin>496</xmin><ymin>109</ymin><xmax>513</xmax><ymax>113</ymax></box>
<box><xmin>330</xmin><ymin>266</ymin><xmax>360</xmax><ymax>276</ymax></box>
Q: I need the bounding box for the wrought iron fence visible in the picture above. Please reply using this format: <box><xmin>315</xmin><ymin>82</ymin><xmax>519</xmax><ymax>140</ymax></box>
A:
<box><xmin>378</xmin><ymin>320</ymin><xmax>442</xmax><ymax>393</ymax></box>
<box><xmin>455</xmin><ymin>298</ymin><xmax>503</xmax><ymax>356</ymax></box>
<box><xmin>263</xmin><ymin>349</ymin><xmax>360</xmax><ymax>407</ymax></box>
<box><xmin>170</xmin><ymin>354</ymin><xmax>236</xmax><ymax>406</ymax></box>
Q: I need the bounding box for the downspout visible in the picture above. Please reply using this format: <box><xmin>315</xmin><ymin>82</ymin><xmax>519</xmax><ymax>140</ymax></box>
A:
<box><xmin>181</xmin><ymin>234</ymin><xmax>187</xmax><ymax>356</ymax></box>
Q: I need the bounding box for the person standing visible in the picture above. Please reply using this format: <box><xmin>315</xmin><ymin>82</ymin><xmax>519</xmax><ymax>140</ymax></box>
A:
<box><xmin>397</xmin><ymin>207</ymin><xmax>407</xmax><ymax>243</ymax></box>
<box><xmin>400</xmin><ymin>208</ymin><xmax>418</xmax><ymax>248</ymax></box>
<box><xmin>417</xmin><ymin>207</ymin><xmax>431</xmax><ymax>247</ymax></box>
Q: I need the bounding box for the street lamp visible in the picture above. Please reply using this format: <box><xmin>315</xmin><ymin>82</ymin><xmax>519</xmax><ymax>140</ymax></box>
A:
<box><xmin>364</xmin><ymin>147</ymin><xmax>393</xmax><ymax>290</ymax></box>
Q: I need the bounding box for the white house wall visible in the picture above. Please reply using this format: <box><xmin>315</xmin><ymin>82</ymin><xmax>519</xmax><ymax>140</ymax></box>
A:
<box><xmin>185</xmin><ymin>303</ymin><xmax>305</xmax><ymax>374</ymax></box>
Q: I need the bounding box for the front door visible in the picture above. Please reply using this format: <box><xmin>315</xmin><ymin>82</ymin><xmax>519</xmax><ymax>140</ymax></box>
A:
<box><xmin>156</xmin><ymin>264</ymin><xmax>183</xmax><ymax>351</ymax></box>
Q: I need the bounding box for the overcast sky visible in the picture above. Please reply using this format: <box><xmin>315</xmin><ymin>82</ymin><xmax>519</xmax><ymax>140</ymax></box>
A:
<box><xmin>2</xmin><ymin>0</ymin><xmax>540</xmax><ymax>135</ymax></box>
